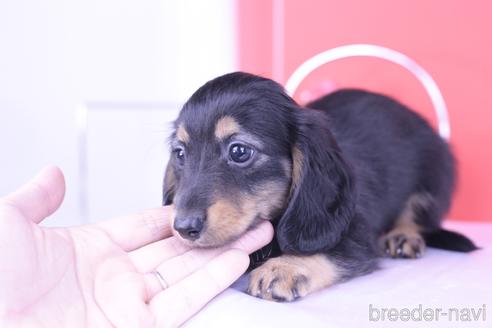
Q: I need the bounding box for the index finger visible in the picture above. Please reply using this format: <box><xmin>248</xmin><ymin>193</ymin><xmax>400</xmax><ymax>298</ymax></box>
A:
<box><xmin>149</xmin><ymin>248</ymin><xmax>249</xmax><ymax>327</ymax></box>
<box><xmin>95</xmin><ymin>206</ymin><xmax>174</xmax><ymax>251</ymax></box>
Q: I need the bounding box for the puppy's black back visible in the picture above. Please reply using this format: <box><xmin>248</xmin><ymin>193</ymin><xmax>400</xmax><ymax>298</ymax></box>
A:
<box><xmin>307</xmin><ymin>89</ymin><xmax>455</xmax><ymax>234</ymax></box>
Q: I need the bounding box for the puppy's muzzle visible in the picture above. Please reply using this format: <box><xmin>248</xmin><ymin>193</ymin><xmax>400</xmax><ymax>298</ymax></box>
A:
<box><xmin>174</xmin><ymin>216</ymin><xmax>205</xmax><ymax>240</ymax></box>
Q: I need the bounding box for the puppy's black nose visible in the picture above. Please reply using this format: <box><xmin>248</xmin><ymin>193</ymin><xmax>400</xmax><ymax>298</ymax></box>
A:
<box><xmin>174</xmin><ymin>216</ymin><xmax>204</xmax><ymax>240</ymax></box>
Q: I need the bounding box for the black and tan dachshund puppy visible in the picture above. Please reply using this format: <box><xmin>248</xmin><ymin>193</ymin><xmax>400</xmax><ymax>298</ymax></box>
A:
<box><xmin>162</xmin><ymin>72</ymin><xmax>477</xmax><ymax>302</ymax></box>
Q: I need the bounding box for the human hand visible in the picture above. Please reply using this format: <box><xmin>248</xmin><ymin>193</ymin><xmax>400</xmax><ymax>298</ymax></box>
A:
<box><xmin>0</xmin><ymin>167</ymin><xmax>273</xmax><ymax>327</ymax></box>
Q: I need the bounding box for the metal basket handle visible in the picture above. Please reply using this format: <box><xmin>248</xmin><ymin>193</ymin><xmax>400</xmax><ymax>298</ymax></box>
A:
<box><xmin>284</xmin><ymin>44</ymin><xmax>450</xmax><ymax>140</ymax></box>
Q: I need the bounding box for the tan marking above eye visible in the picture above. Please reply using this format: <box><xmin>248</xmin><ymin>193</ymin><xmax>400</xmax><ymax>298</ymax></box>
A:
<box><xmin>176</xmin><ymin>123</ymin><xmax>190</xmax><ymax>143</ymax></box>
<box><xmin>215</xmin><ymin>116</ymin><xmax>240</xmax><ymax>140</ymax></box>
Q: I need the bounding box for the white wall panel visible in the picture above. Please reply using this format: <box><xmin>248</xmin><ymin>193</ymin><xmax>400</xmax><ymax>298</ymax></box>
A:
<box><xmin>0</xmin><ymin>0</ymin><xmax>237</xmax><ymax>226</ymax></box>
<box><xmin>83</xmin><ymin>104</ymin><xmax>180</xmax><ymax>223</ymax></box>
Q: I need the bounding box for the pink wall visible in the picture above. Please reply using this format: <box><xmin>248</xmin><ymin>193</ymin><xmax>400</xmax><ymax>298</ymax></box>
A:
<box><xmin>238</xmin><ymin>0</ymin><xmax>492</xmax><ymax>221</ymax></box>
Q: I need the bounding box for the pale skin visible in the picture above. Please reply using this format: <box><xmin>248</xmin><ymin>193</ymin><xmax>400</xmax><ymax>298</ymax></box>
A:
<box><xmin>0</xmin><ymin>166</ymin><xmax>273</xmax><ymax>327</ymax></box>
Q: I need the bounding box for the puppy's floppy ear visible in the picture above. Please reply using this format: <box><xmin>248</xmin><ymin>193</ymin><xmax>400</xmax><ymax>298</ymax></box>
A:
<box><xmin>277</xmin><ymin>109</ymin><xmax>355</xmax><ymax>254</ymax></box>
<box><xmin>162</xmin><ymin>160</ymin><xmax>176</xmax><ymax>205</ymax></box>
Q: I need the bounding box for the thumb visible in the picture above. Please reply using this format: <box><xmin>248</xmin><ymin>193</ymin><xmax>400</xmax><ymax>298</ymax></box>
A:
<box><xmin>1</xmin><ymin>166</ymin><xmax>66</xmax><ymax>223</ymax></box>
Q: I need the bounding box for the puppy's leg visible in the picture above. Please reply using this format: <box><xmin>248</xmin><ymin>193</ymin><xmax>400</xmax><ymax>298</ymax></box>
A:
<box><xmin>247</xmin><ymin>255</ymin><xmax>341</xmax><ymax>302</ymax></box>
<box><xmin>379</xmin><ymin>194</ymin><xmax>429</xmax><ymax>258</ymax></box>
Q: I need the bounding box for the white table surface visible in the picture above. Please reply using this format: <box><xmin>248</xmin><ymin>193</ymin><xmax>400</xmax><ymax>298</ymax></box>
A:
<box><xmin>185</xmin><ymin>221</ymin><xmax>492</xmax><ymax>328</ymax></box>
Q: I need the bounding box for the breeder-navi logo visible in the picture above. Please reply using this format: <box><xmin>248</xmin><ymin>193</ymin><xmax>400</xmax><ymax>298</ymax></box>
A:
<box><xmin>369</xmin><ymin>304</ymin><xmax>487</xmax><ymax>322</ymax></box>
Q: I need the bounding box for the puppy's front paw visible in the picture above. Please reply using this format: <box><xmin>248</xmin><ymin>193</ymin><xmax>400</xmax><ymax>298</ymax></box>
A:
<box><xmin>247</xmin><ymin>255</ymin><xmax>340</xmax><ymax>302</ymax></box>
<box><xmin>248</xmin><ymin>257</ymin><xmax>308</xmax><ymax>302</ymax></box>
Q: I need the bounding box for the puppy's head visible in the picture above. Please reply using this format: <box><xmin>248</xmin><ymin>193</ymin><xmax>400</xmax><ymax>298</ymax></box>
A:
<box><xmin>164</xmin><ymin>72</ymin><xmax>354</xmax><ymax>252</ymax></box>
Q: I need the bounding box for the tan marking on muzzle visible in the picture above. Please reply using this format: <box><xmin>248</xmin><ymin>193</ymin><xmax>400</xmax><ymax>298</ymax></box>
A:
<box><xmin>205</xmin><ymin>197</ymin><xmax>254</xmax><ymax>246</ymax></box>
<box><xmin>250</xmin><ymin>180</ymin><xmax>289</xmax><ymax>219</ymax></box>
<box><xmin>202</xmin><ymin>180</ymin><xmax>289</xmax><ymax>246</ymax></box>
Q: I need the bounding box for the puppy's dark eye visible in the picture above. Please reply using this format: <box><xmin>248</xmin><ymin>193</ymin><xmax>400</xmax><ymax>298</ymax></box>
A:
<box><xmin>229</xmin><ymin>143</ymin><xmax>254</xmax><ymax>163</ymax></box>
<box><xmin>174</xmin><ymin>148</ymin><xmax>185</xmax><ymax>164</ymax></box>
